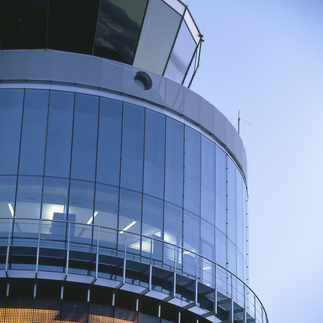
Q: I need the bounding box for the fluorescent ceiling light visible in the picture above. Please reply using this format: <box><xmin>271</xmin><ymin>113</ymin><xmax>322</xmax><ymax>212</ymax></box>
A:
<box><xmin>203</xmin><ymin>267</ymin><xmax>211</xmax><ymax>270</ymax></box>
<box><xmin>8</xmin><ymin>204</ymin><xmax>14</xmax><ymax>217</ymax></box>
<box><xmin>120</xmin><ymin>221</ymin><xmax>136</xmax><ymax>233</ymax></box>
<box><xmin>87</xmin><ymin>211</ymin><xmax>98</xmax><ymax>225</ymax></box>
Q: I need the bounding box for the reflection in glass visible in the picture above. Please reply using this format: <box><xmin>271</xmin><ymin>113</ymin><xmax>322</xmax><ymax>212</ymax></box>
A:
<box><xmin>45</xmin><ymin>91</ymin><xmax>74</xmax><ymax>178</ymax></box>
<box><xmin>228</xmin><ymin>239</ymin><xmax>237</xmax><ymax>275</ymax></box>
<box><xmin>201</xmin><ymin>219</ymin><xmax>214</xmax><ymax>261</ymax></box>
<box><xmin>97</xmin><ymin>98</ymin><xmax>122</xmax><ymax>186</ymax></box>
<box><xmin>71</xmin><ymin>94</ymin><xmax>99</xmax><ymax>182</ymax></box>
<box><xmin>19</xmin><ymin>90</ymin><xmax>49</xmax><ymax>176</ymax></box>
<box><xmin>94</xmin><ymin>0</ymin><xmax>148</xmax><ymax>64</ymax></box>
<box><xmin>236</xmin><ymin>171</ymin><xmax>244</xmax><ymax>254</ymax></box>
<box><xmin>184</xmin><ymin>127</ymin><xmax>200</xmax><ymax>216</ymax></box>
<box><xmin>165</xmin><ymin>118</ymin><xmax>183</xmax><ymax>207</ymax></box>
<box><xmin>144</xmin><ymin>110</ymin><xmax>165</xmax><ymax>199</ymax></box>
<box><xmin>0</xmin><ymin>89</ymin><xmax>24</xmax><ymax>174</ymax></box>
<box><xmin>216</xmin><ymin>229</ymin><xmax>226</xmax><ymax>268</ymax></box>
<box><xmin>121</xmin><ymin>103</ymin><xmax>144</xmax><ymax>192</ymax></box>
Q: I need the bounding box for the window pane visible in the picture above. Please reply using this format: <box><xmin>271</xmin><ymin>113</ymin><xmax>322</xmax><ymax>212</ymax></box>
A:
<box><xmin>133</xmin><ymin>0</ymin><xmax>181</xmax><ymax>74</ymax></box>
<box><xmin>0</xmin><ymin>176</ymin><xmax>16</xmax><ymax>219</ymax></box>
<box><xmin>41</xmin><ymin>177</ymin><xmax>69</xmax><ymax>239</ymax></box>
<box><xmin>201</xmin><ymin>137</ymin><xmax>215</xmax><ymax>225</ymax></box>
<box><xmin>184</xmin><ymin>127</ymin><xmax>200</xmax><ymax>215</ymax></box>
<box><xmin>118</xmin><ymin>189</ymin><xmax>141</xmax><ymax>235</ymax></box>
<box><xmin>45</xmin><ymin>91</ymin><xmax>74</xmax><ymax>178</ymax></box>
<box><xmin>236</xmin><ymin>171</ymin><xmax>245</xmax><ymax>254</ymax></box>
<box><xmin>183</xmin><ymin>210</ymin><xmax>200</xmax><ymax>254</ymax></box>
<box><xmin>94</xmin><ymin>183</ymin><xmax>118</xmax><ymax>229</ymax></box>
<box><xmin>227</xmin><ymin>158</ymin><xmax>237</xmax><ymax>244</ymax></box>
<box><xmin>165</xmin><ymin>118</ymin><xmax>183</xmax><ymax>207</ymax></box>
<box><xmin>201</xmin><ymin>219</ymin><xmax>214</xmax><ymax>261</ymax></box>
<box><xmin>96</xmin><ymin>98</ymin><xmax>122</xmax><ymax>186</ymax></box>
<box><xmin>68</xmin><ymin>180</ymin><xmax>95</xmax><ymax>225</ymax></box>
<box><xmin>144</xmin><ymin>110</ymin><xmax>165</xmax><ymax>199</ymax></box>
<box><xmin>164</xmin><ymin>202</ymin><xmax>182</xmax><ymax>247</ymax></box>
<box><xmin>120</xmin><ymin>103</ymin><xmax>144</xmax><ymax>192</ymax></box>
<box><xmin>71</xmin><ymin>94</ymin><xmax>99</xmax><ymax>181</ymax></box>
<box><xmin>15</xmin><ymin>176</ymin><xmax>42</xmax><ymax>219</ymax></box>
<box><xmin>164</xmin><ymin>20</ymin><xmax>196</xmax><ymax>83</ymax></box>
<box><xmin>0</xmin><ymin>89</ymin><xmax>24</xmax><ymax>174</ymax></box>
<box><xmin>228</xmin><ymin>239</ymin><xmax>237</xmax><ymax>275</ymax></box>
<box><xmin>142</xmin><ymin>195</ymin><xmax>163</xmax><ymax>239</ymax></box>
<box><xmin>19</xmin><ymin>90</ymin><xmax>49</xmax><ymax>176</ymax></box>
<box><xmin>215</xmin><ymin>146</ymin><xmax>226</xmax><ymax>233</ymax></box>
<box><xmin>216</xmin><ymin>229</ymin><xmax>226</xmax><ymax>268</ymax></box>
<box><xmin>94</xmin><ymin>0</ymin><xmax>148</xmax><ymax>64</ymax></box>
<box><xmin>48</xmin><ymin>0</ymin><xmax>99</xmax><ymax>54</ymax></box>
<box><xmin>0</xmin><ymin>0</ymin><xmax>47</xmax><ymax>50</ymax></box>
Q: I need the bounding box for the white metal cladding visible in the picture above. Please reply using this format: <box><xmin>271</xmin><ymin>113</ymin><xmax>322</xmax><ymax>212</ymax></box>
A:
<box><xmin>0</xmin><ymin>49</ymin><xmax>247</xmax><ymax>181</ymax></box>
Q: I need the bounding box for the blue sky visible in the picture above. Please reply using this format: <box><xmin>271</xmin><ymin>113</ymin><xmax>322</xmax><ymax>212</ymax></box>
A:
<box><xmin>185</xmin><ymin>1</ymin><xmax>323</xmax><ymax>322</ymax></box>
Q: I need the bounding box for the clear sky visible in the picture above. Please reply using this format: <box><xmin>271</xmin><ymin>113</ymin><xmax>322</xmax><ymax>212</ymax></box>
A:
<box><xmin>184</xmin><ymin>1</ymin><xmax>323</xmax><ymax>322</ymax></box>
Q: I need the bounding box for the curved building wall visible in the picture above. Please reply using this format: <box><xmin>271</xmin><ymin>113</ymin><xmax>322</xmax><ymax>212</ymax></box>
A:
<box><xmin>0</xmin><ymin>87</ymin><xmax>247</xmax><ymax>281</ymax></box>
<box><xmin>0</xmin><ymin>50</ymin><xmax>268</xmax><ymax>323</ymax></box>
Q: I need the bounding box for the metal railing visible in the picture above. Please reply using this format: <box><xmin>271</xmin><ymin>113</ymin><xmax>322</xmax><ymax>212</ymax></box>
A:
<box><xmin>0</xmin><ymin>217</ymin><xmax>268</xmax><ymax>323</ymax></box>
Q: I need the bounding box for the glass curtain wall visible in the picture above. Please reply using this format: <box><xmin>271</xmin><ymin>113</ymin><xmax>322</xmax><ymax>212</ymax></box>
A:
<box><xmin>0</xmin><ymin>88</ymin><xmax>248</xmax><ymax>281</ymax></box>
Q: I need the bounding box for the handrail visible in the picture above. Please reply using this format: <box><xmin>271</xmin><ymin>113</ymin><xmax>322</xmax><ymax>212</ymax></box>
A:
<box><xmin>0</xmin><ymin>217</ymin><xmax>268</xmax><ymax>322</ymax></box>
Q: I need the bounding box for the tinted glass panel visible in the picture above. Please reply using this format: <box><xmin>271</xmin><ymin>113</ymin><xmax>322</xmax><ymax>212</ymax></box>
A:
<box><xmin>236</xmin><ymin>171</ymin><xmax>244</xmax><ymax>254</ymax></box>
<box><xmin>183</xmin><ymin>210</ymin><xmax>199</xmax><ymax>254</ymax></box>
<box><xmin>118</xmin><ymin>189</ymin><xmax>141</xmax><ymax>235</ymax></box>
<box><xmin>0</xmin><ymin>176</ymin><xmax>16</xmax><ymax>219</ymax></box>
<box><xmin>201</xmin><ymin>137</ymin><xmax>215</xmax><ymax>225</ymax></box>
<box><xmin>120</xmin><ymin>103</ymin><xmax>144</xmax><ymax>192</ymax></box>
<box><xmin>94</xmin><ymin>183</ymin><xmax>118</xmax><ymax>228</ymax></box>
<box><xmin>19</xmin><ymin>90</ymin><xmax>49</xmax><ymax>176</ymax></box>
<box><xmin>45</xmin><ymin>91</ymin><xmax>74</xmax><ymax>178</ymax></box>
<box><xmin>0</xmin><ymin>89</ymin><xmax>24</xmax><ymax>174</ymax></box>
<box><xmin>184</xmin><ymin>127</ymin><xmax>200</xmax><ymax>215</ymax></box>
<box><xmin>215</xmin><ymin>229</ymin><xmax>226</xmax><ymax>268</ymax></box>
<box><xmin>165</xmin><ymin>118</ymin><xmax>183</xmax><ymax>207</ymax></box>
<box><xmin>71</xmin><ymin>94</ymin><xmax>99</xmax><ymax>182</ymax></box>
<box><xmin>201</xmin><ymin>219</ymin><xmax>214</xmax><ymax>261</ymax></box>
<box><xmin>215</xmin><ymin>146</ymin><xmax>226</xmax><ymax>233</ymax></box>
<box><xmin>228</xmin><ymin>239</ymin><xmax>237</xmax><ymax>275</ymax></box>
<box><xmin>0</xmin><ymin>0</ymin><xmax>47</xmax><ymax>49</ymax></box>
<box><xmin>227</xmin><ymin>158</ymin><xmax>237</xmax><ymax>244</ymax></box>
<box><xmin>96</xmin><ymin>98</ymin><xmax>122</xmax><ymax>186</ymax></box>
<box><xmin>15</xmin><ymin>175</ymin><xmax>42</xmax><ymax>219</ymax></box>
<box><xmin>48</xmin><ymin>0</ymin><xmax>99</xmax><ymax>54</ymax></box>
<box><xmin>164</xmin><ymin>202</ymin><xmax>182</xmax><ymax>247</ymax></box>
<box><xmin>142</xmin><ymin>195</ymin><xmax>163</xmax><ymax>239</ymax></box>
<box><xmin>144</xmin><ymin>110</ymin><xmax>165</xmax><ymax>199</ymax></box>
<box><xmin>94</xmin><ymin>0</ymin><xmax>148</xmax><ymax>64</ymax></box>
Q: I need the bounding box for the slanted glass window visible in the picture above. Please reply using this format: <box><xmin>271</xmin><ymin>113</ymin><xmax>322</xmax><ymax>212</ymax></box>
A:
<box><xmin>120</xmin><ymin>103</ymin><xmax>145</xmax><ymax>192</ymax></box>
<box><xmin>71</xmin><ymin>94</ymin><xmax>99</xmax><ymax>182</ymax></box>
<box><xmin>19</xmin><ymin>90</ymin><xmax>49</xmax><ymax>176</ymax></box>
<box><xmin>0</xmin><ymin>0</ymin><xmax>47</xmax><ymax>50</ymax></box>
<box><xmin>227</xmin><ymin>158</ymin><xmax>237</xmax><ymax>244</ymax></box>
<box><xmin>94</xmin><ymin>0</ymin><xmax>148</xmax><ymax>64</ymax></box>
<box><xmin>164</xmin><ymin>20</ymin><xmax>196</xmax><ymax>84</ymax></box>
<box><xmin>96</xmin><ymin>98</ymin><xmax>122</xmax><ymax>187</ymax></box>
<box><xmin>165</xmin><ymin>118</ymin><xmax>183</xmax><ymax>207</ymax></box>
<box><xmin>133</xmin><ymin>0</ymin><xmax>181</xmax><ymax>75</ymax></box>
<box><xmin>201</xmin><ymin>137</ymin><xmax>215</xmax><ymax>225</ymax></box>
<box><xmin>144</xmin><ymin>110</ymin><xmax>165</xmax><ymax>199</ymax></box>
<box><xmin>215</xmin><ymin>146</ymin><xmax>226</xmax><ymax>233</ymax></box>
<box><xmin>0</xmin><ymin>89</ymin><xmax>24</xmax><ymax>174</ymax></box>
<box><xmin>45</xmin><ymin>91</ymin><xmax>74</xmax><ymax>178</ymax></box>
<box><xmin>184</xmin><ymin>127</ymin><xmax>200</xmax><ymax>216</ymax></box>
<box><xmin>48</xmin><ymin>0</ymin><xmax>99</xmax><ymax>54</ymax></box>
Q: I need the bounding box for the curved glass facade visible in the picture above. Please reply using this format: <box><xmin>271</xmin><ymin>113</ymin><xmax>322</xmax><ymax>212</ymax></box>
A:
<box><xmin>0</xmin><ymin>88</ymin><xmax>248</xmax><ymax>282</ymax></box>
